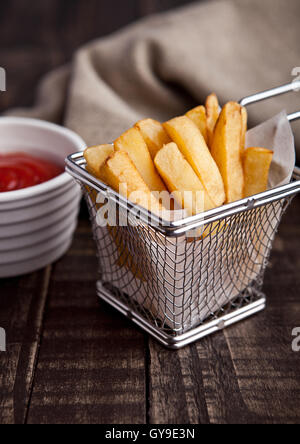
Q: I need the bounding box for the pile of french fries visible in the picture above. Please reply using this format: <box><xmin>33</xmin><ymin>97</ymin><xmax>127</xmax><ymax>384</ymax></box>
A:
<box><xmin>84</xmin><ymin>94</ymin><xmax>274</xmax><ymax>218</ymax></box>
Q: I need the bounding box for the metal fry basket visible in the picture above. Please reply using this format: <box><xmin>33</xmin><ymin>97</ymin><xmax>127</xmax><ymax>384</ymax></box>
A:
<box><xmin>66</xmin><ymin>82</ymin><xmax>300</xmax><ymax>349</ymax></box>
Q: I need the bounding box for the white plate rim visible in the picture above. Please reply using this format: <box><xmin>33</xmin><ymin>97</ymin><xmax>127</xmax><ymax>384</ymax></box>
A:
<box><xmin>0</xmin><ymin>116</ymin><xmax>86</xmax><ymax>202</ymax></box>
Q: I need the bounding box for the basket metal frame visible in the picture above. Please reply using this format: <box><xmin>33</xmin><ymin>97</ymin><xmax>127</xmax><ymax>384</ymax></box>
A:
<box><xmin>66</xmin><ymin>154</ymin><xmax>300</xmax><ymax>238</ymax></box>
<box><xmin>65</xmin><ymin>81</ymin><xmax>300</xmax><ymax>349</ymax></box>
<box><xmin>96</xmin><ymin>282</ymin><xmax>267</xmax><ymax>349</ymax></box>
<box><xmin>65</xmin><ymin>159</ymin><xmax>300</xmax><ymax>349</ymax></box>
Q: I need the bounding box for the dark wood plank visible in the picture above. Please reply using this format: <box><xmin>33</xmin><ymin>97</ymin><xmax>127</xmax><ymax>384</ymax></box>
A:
<box><xmin>149</xmin><ymin>196</ymin><xmax>300</xmax><ymax>424</ymax></box>
<box><xmin>149</xmin><ymin>334</ymin><xmax>259</xmax><ymax>424</ymax></box>
<box><xmin>0</xmin><ymin>0</ymin><xmax>207</xmax><ymax>114</ymax></box>
<box><xmin>149</xmin><ymin>339</ymin><xmax>216</xmax><ymax>425</ymax></box>
<box><xmin>0</xmin><ymin>49</ymin><xmax>65</xmax><ymax>113</ymax></box>
<box><xmin>0</xmin><ymin>0</ymin><xmax>140</xmax><ymax>113</ymax></box>
<box><xmin>26</xmin><ymin>218</ymin><xmax>146</xmax><ymax>424</ymax></box>
<box><xmin>0</xmin><ymin>267</ymin><xmax>51</xmax><ymax>424</ymax></box>
<box><xmin>148</xmin><ymin>341</ymin><xmax>192</xmax><ymax>424</ymax></box>
<box><xmin>193</xmin><ymin>334</ymin><xmax>260</xmax><ymax>424</ymax></box>
<box><xmin>223</xmin><ymin>195</ymin><xmax>300</xmax><ymax>424</ymax></box>
<box><xmin>0</xmin><ymin>0</ymin><xmax>140</xmax><ymax>50</ymax></box>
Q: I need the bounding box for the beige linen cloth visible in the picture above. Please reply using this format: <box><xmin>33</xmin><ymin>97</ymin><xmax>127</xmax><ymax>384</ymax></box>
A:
<box><xmin>6</xmin><ymin>0</ymin><xmax>300</xmax><ymax>156</ymax></box>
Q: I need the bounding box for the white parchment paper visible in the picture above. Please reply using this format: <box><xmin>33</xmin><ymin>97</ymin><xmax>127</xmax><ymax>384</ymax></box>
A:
<box><xmin>246</xmin><ymin>111</ymin><xmax>295</xmax><ymax>187</ymax></box>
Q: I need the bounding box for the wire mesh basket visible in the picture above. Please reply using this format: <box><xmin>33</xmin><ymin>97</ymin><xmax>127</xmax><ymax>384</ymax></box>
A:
<box><xmin>66</xmin><ymin>82</ymin><xmax>300</xmax><ymax>349</ymax></box>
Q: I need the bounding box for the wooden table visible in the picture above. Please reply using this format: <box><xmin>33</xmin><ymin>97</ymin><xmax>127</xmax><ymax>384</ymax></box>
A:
<box><xmin>0</xmin><ymin>197</ymin><xmax>300</xmax><ymax>424</ymax></box>
<box><xmin>0</xmin><ymin>0</ymin><xmax>300</xmax><ymax>425</ymax></box>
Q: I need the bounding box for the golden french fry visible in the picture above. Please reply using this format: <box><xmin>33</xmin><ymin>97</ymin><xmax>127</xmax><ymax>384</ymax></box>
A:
<box><xmin>243</xmin><ymin>147</ymin><xmax>273</xmax><ymax>197</ymax></box>
<box><xmin>114</xmin><ymin>127</ymin><xmax>166</xmax><ymax>193</ymax></box>
<box><xmin>134</xmin><ymin>119</ymin><xmax>171</xmax><ymax>160</ymax></box>
<box><xmin>211</xmin><ymin>102</ymin><xmax>244</xmax><ymax>203</ymax></box>
<box><xmin>206</xmin><ymin>93</ymin><xmax>220</xmax><ymax>148</ymax></box>
<box><xmin>186</xmin><ymin>105</ymin><xmax>208</xmax><ymax>145</ymax></box>
<box><xmin>241</xmin><ymin>106</ymin><xmax>248</xmax><ymax>154</ymax></box>
<box><xmin>84</xmin><ymin>165</ymin><xmax>146</xmax><ymax>281</ymax></box>
<box><xmin>84</xmin><ymin>144</ymin><xmax>114</xmax><ymax>178</ymax></box>
<box><xmin>101</xmin><ymin>151</ymin><xmax>161</xmax><ymax>216</ymax></box>
<box><xmin>107</xmin><ymin>225</ymin><xmax>146</xmax><ymax>281</ymax></box>
<box><xmin>154</xmin><ymin>143</ymin><xmax>216</xmax><ymax>215</ymax></box>
<box><xmin>163</xmin><ymin>116</ymin><xmax>225</xmax><ymax>207</ymax></box>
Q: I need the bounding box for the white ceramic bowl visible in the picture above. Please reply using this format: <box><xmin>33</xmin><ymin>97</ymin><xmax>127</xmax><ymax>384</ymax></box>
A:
<box><xmin>0</xmin><ymin>238</ymin><xmax>73</xmax><ymax>279</ymax></box>
<box><xmin>0</xmin><ymin>209</ymin><xmax>79</xmax><ymax>251</ymax></box>
<box><xmin>0</xmin><ymin>196</ymin><xmax>80</xmax><ymax>238</ymax></box>
<box><xmin>0</xmin><ymin>182</ymin><xmax>80</xmax><ymax>225</ymax></box>
<box><xmin>0</xmin><ymin>117</ymin><xmax>86</xmax><ymax>278</ymax></box>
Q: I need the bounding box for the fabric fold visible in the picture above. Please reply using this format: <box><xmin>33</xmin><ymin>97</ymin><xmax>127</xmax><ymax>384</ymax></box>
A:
<box><xmin>4</xmin><ymin>0</ymin><xmax>300</xmax><ymax>154</ymax></box>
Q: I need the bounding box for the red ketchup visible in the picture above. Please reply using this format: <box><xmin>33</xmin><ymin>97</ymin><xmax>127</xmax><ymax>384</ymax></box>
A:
<box><xmin>0</xmin><ymin>153</ymin><xmax>63</xmax><ymax>192</ymax></box>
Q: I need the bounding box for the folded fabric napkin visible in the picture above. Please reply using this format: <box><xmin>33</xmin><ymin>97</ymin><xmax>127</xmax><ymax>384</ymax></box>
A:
<box><xmin>6</xmin><ymin>0</ymin><xmax>300</xmax><ymax>156</ymax></box>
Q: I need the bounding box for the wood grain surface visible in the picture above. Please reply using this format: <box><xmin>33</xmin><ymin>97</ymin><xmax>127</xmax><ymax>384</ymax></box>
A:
<box><xmin>0</xmin><ymin>0</ymin><xmax>198</xmax><ymax>114</ymax></box>
<box><xmin>0</xmin><ymin>0</ymin><xmax>299</xmax><ymax>425</ymax></box>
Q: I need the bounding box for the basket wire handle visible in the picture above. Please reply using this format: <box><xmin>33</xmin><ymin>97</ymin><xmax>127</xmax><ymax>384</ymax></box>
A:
<box><xmin>288</xmin><ymin>111</ymin><xmax>300</xmax><ymax>122</ymax></box>
<box><xmin>239</xmin><ymin>80</ymin><xmax>300</xmax><ymax>122</ymax></box>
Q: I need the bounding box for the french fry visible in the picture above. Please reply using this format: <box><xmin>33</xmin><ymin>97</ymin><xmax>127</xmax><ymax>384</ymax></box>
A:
<box><xmin>154</xmin><ymin>143</ymin><xmax>216</xmax><ymax>215</ymax></box>
<box><xmin>211</xmin><ymin>102</ymin><xmax>244</xmax><ymax>203</ymax></box>
<box><xmin>107</xmin><ymin>225</ymin><xmax>146</xmax><ymax>282</ymax></box>
<box><xmin>163</xmin><ymin>116</ymin><xmax>225</xmax><ymax>207</ymax></box>
<box><xmin>114</xmin><ymin>128</ymin><xmax>166</xmax><ymax>193</ymax></box>
<box><xmin>101</xmin><ymin>151</ymin><xmax>161</xmax><ymax>216</ymax></box>
<box><xmin>84</xmin><ymin>148</ymin><xmax>148</xmax><ymax>280</ymax></box>
<box><xmin>134</xmin><ymin>119</ymin><xmax>171</xmax><ymax>160</ymax></box>
<box><xmin>241</xmin><ymin>106</ymin><xmax>248</xmax><ymax>154</ymax></box>
<box><xmin>206</xmin><ymin>93</ymin><xmax>220</xmax><ymax>148</ymax></box>
<box><xmin>186</xmin><ymin>105</ymin><xmax>208</xmax><ymax>144</ymax></box>
<box><xmin>243</xmin><ymin>147</ymin><xmax>273</xmax><ymax>197</ymax></box>
<box><xmin>84</xmin><ymin>144</ymin><xmax>114</xmax><ymax>178</ymax></box>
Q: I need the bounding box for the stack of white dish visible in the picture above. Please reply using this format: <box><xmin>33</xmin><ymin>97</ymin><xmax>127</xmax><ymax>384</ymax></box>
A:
<box><xmin>0</xmin><ymin>117</ymin><xmax>86</xmax><ymax>278</ymax></box>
